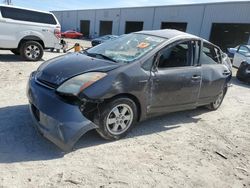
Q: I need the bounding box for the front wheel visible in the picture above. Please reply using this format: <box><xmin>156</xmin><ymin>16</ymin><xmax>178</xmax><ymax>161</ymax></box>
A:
<box><xmin>206</xmin><ymin>89</ymin><xmax>225</xmax><ymax>110</ymax></box>
<box><xmin>96</xmin><ymin>98</ymin><xmax>138</xmax><ymax>140</ymax></box>
<box><xmin>20</xmin><ymin>41</ymin><xmax>43</xmax><ymax>61</ymax></box>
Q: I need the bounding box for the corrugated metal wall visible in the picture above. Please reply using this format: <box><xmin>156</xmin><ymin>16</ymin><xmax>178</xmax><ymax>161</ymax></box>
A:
<box><xmin>200</xmin><ymin>2</ymin><xmax>250</xmax><ymax>39</ymax></box>
<box><xmin>52</xmin><ymin>1</ymin><xmax>250</xmax><ymax>40</ymax></box>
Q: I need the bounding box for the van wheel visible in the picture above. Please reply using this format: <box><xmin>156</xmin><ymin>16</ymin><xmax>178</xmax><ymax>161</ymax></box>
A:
<box><xmin>20</xmin><ymin>41</ymin><xmax>43</xmax><ymax>61</ymax></box>
<box><xmin>10</xmin><ymin>49</ymin><xmax>20</xmax><ymax>55</ymax></box>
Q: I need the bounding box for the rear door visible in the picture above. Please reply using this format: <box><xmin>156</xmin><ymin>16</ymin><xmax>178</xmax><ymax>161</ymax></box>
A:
<box><xmin>198</xmin><ymin>42</ymin><xmax>230</xmax><ymax>105</ymax></box>
<box><xmin>148</xmin><ymin>40</ymin><xmax>202</xmax><ymax>114</ymax></box>
<box><xmin>233</xmin><ymin>45</ymin><xmax>250</xmax><ymax>68</ymax></box>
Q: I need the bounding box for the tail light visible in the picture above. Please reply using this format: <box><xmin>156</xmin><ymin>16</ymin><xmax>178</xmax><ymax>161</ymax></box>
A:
<box><xmin>54</xmin><ymin>26</ymin><xmax>61</xmax><ymax>38</ymax></box>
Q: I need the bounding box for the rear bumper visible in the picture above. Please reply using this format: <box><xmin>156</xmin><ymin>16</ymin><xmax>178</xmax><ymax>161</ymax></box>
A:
<box><xmin>27</xmin><ymin>73</ymin><xmax>98</xmax><ymax>151</ymax></box>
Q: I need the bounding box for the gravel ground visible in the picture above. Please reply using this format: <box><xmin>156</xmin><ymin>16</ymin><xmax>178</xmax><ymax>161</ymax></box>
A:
<box><xmin>0</xmin><ymin>39</ymin><xmax>250</xmax><ymax>188</ymax></box>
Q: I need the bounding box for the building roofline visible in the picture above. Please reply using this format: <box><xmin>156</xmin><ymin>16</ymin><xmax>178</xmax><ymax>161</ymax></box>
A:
<box><xmin>51</xmin><ymin>1</ymin><xmax>250</xmax><ymax>12</ymax></box>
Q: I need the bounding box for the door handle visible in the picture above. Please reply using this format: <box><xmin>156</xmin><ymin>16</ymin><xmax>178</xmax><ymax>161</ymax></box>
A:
<box><xmin>192</xmin><ymin>75</ymin><xmax>201</xmax><ymax>80</ymax></box>
<box><xmin>223</xmin><ymin>70</ymin><xmax>231</xmax><ymax>76</ymax></box>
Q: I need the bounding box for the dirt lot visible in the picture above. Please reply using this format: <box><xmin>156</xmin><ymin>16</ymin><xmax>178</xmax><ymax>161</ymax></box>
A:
<box><xmin>0</xmin><ymin>39</ymin><xmax>250</xmax><ymax>188</ymax></box>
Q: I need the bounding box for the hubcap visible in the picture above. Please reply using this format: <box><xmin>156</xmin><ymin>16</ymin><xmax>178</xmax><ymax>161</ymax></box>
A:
<box><xmin>25</xmin><ymin>45</ymin><xmax>40</xmax><ymax>59</ymax></box>
<box><xmin>213</xmin><ymin>91</ymin><xmax>224</xmax><ymax>108</ymax></box>
<box><xmin>106</xmin><ymin>104</ymin><xmax>133</xmax><ymax>135</ymax></box>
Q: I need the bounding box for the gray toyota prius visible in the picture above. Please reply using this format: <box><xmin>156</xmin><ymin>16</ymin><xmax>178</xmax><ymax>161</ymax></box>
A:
<box><xmin>27</xmin><ymin>29</ymin><xmax>232</xmax><ymax>151</ymax></box>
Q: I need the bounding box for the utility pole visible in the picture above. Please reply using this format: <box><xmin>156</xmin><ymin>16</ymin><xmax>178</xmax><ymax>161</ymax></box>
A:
<box><xmin>3</xmin><ymin>0</ymin><xmax>12</xmax><ymax>5</ymax></box>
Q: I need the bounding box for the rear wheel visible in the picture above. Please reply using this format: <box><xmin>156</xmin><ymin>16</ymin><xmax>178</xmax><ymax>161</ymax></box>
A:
<box><xmin>20</xmin><ymin>41</ymin><xmax>43</xmax><ymax>61</ymax></box>
<box><xmin>236</xmin><ymin>61</ymin><xmax>250</xmax><ymax>83</ymax></box>
<box><xmin>206</xmin><ymin>89</ymin><xmax>225</xmax><ymax>110</ymax></box>
<box><xmin>10</xmin><ymin>49</ymin><xmax>20</xmax><ymax>55</ymax></box>
<box><xmin>95</xmin><ymin>97</ymin><xmax>138</xmax><ymax>140</ymax></box>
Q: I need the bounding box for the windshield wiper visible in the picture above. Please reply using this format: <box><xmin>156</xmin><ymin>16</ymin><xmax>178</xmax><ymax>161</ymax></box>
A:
<box><xmin>85</xmin><ymin>52</ymin><xmax>117</xmax><ymax>63</ymax></box>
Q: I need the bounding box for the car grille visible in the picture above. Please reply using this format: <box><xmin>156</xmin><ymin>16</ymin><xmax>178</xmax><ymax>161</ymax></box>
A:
<box><xmin>31</xmin><ymin>104</ymin><xmax>40</xmax><ymax>122</ymax></box>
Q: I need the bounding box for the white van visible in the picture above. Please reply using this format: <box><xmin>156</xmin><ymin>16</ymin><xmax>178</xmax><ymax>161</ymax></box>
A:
<box><xmin>0</xmin><ymin>5</ymin><xmax>61</xmax><ymax>61</ymax></box>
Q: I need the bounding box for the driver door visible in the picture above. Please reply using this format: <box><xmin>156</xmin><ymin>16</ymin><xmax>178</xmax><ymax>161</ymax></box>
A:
<box><xmin>233</xmin><ymin>45</ymin><xmax>250</xmax><ymax>68</ymax></box>
<box><xmin>148</xmin><ymin>40</ymin><xmax>201</xmax><ymax>114</ymax></box>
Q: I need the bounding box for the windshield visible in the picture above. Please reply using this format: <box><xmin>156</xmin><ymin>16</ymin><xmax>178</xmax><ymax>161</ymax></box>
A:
<box><xmin>87</xmin><ymin>33</ymin><xmax>165</xmax><ymax>63</ymax></box>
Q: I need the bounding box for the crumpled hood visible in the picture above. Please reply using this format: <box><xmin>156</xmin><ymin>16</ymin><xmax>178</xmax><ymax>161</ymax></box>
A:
<box><xmin>36</xmin><ymin>52</ymin><xmax>120</xmax><ymax>86</ymax></box>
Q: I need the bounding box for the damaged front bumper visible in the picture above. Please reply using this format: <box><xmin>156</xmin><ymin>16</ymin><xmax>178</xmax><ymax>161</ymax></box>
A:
<box><xmin>27</xmin><ymin>74</ymin><xmax>98</xmax><ymax>151</ymax></box>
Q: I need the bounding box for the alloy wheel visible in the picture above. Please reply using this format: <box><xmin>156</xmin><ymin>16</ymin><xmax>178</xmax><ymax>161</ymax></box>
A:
<box><xmin>213</xmin><ymin>91</ymin><xmax>224</xmax><ymax>109</ymax></box>
<box><xmin>106</xmin><ymin>104</ymin><xmax>134</xmax><ymax>135</ymax></box>
<box><xmin>25</xmin><ymin>45</ymin><xmax>40</xmax><ymax>60</ymax></box>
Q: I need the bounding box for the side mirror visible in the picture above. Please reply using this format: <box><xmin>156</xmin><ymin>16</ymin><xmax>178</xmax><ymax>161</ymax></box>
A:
<box><xmin>221</xmin><ymin>53</ymin><xmax>228</xmax><ymax>59</ymax></box>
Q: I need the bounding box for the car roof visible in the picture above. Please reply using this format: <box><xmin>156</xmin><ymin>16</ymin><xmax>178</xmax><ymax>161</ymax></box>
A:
<box><xmin>65</xmin><ymin>30</ymin><xmax>76</xmax><ymax>32</ymax></box>
<box><xmin>136</xmin><ymin>29</ymin><xmax>200</xmax><ymax>40</ymax></box>
<box><xmin>136</xmin><ymin>29</ymin><xmax>221</xmax><ymax>49</ymax></box>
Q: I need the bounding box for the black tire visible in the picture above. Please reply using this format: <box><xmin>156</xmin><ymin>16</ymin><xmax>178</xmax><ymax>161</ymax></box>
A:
<box><xmin>95</xmin><ymin>97</ymin><xmax>138</xmax><ymax>140</ymax></box>
<box><xmin>206</xmin><ymin>88</ymin><xmax>226</xmax><ymax>110</ymax></box>
<box><xmin>50</xmin><ymin>48</ymin><xmax>54</xmax><ymax>52</ymax></box>
<box><xmin>236</xmin><ymin>62</ymin><xmax>250</xmax><ymax>83</ymax></box>
<box><xmin>20</xmin><ymin>41</ymin><xmax>43</xmax><ymax>61</ymax></box>
<box><xmin>10</xmin><ymin>49</ymin><xmax>20</xmax><ymax>55</ymax></box>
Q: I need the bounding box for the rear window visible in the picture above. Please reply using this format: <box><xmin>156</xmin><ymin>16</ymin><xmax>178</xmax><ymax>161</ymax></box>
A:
<box><xmin>0</xmin><ymin>6</ymin><xmax>57</xmax><ymax>25</ymax></box>
<box><xmin>201</xmin><ymin>42</ymin><xmax>221</xmax><ymax>64</ymax></box>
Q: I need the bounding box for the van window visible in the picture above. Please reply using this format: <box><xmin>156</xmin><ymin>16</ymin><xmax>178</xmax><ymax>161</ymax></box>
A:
<box><xmin>0</xmin><ymin>7</ymin><xmax>57</xmax><ymax>25</ymax></box>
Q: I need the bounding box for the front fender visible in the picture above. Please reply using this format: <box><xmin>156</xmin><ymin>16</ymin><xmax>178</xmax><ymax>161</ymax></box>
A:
<box><xmin>80</xmin><ymin>63</ymin><xmax>151</xmax><ymax>121</ymax></box>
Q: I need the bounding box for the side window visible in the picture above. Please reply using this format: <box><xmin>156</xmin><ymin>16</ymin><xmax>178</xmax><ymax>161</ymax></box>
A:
<box><xmin>158</xmin><ymin>41</ymin><xmax>190</xmax><ymax>68</ymax></box>
<box><xmin>201</xmin><ymin>42</ymin><xmax>221</xmax><ymax>64</ymax></box>
<box><xmin>238</xmin><ymin>46</ymin><xmax>249</xmax><ymax>56</ymax></box>
<box><xmin>142</xmin><ymin>55</ymin><xmax>155</xmax><ymax>71</ymax></box>
<box><xmin>1</xmin><ymin>7</ymin><xmax>57</xmax><ymax>25</ymax></box>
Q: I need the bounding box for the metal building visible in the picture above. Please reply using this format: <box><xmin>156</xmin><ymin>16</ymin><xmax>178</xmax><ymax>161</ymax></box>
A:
<box><xmin>52</xmin><ymin>1</ymin><xmax>250</xmax><ymax>50</ymax></box>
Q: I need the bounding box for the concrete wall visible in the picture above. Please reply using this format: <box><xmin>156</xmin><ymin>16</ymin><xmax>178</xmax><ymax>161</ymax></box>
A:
<box><xmin>200</xmin><ymin>2</ymin><xmax>250</xmax><ymax>39</ymax></box>
<box><xmin>153</xmin><ymin>5</ymin><xmax>204</xmax><ymax>36</ymax></box>
<box><xmin>95</xmin><ymin>9</ymin><xmax>120</xmax><ymax>36</ymax></box>
<box><xmin>52</xmin><ymin>1</ymin><xmax>250</xmax><ymax>40</ymax></box>
<box><xmin>77</xmin><ymin>10</ymin><xmax>95</xmax><ymax>35</ymax></box>
<box><xmin>119</xmin><ymin>7</ymin><xmax>155</xmax><ymax>35</ymax></box>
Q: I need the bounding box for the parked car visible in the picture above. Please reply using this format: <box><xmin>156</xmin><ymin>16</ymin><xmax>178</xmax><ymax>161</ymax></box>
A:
<box><xmin>227</xmin><ymin>45</ymin><xmax>239</xmax><ymax>58</ymax></box>
<box><xmin>27</xmin><ymin>29</ymin><xmax>231</xmax><ymax>151</ymax></box>
<box><xmin>233</xmin><ymin>45</ymin><xmax>250</xmax><ymax>68</ymax></box>
<box><xmin>91</xmin><ymin>35</ymin><xmax>119</xmax><ymax>46</ymax></box>
<box><xmin>0</xmin><ymin>5</ymin><xmax>61</xmax><ymax>61</ymax></box>
<box><xmin>232</xmin><ymin>45</ymin><xmax>250</xmax><ymax>83</ymax></box>
<box><xmin>61</xmin><ymin>30</ymin><xmax>83</xmax><ymax>39</ymax></box>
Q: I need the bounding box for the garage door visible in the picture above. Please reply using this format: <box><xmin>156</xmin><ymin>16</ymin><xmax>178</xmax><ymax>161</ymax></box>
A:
<box><xmin>80</xmin><ymin>20</ymin><xmax>90</xmax><ymax>38</ymax></box>
<box><xmin>210</xmin><ymin>23</ymin><xmax>250</xmax><ymax>51</ymax></box>
<box><xmin>125</xmin><ymin>21</ymin><xmax>143</xmax><ymax>34</ymax></box>
<box><xmin>99</xmin><ymin>21</ymin><xmax>113</xmax><ymax>36</ymax></box>
<box><xmin>161</xmin><ymin>22</ymin><xmax>187</xmax><ymax>32</ymax></box>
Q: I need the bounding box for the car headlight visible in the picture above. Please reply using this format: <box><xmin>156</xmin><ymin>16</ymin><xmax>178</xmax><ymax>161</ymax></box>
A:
<box><xmin>57</xmin><ymin>72</ymin><xmax>107</xmax><ymax>95</ymax></box>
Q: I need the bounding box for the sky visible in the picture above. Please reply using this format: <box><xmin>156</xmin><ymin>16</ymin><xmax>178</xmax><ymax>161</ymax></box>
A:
<box><xmin>3</xmin><ymin>0</ymin><xmax>249</xmax><ymax>11</ymax></box>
